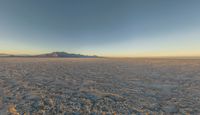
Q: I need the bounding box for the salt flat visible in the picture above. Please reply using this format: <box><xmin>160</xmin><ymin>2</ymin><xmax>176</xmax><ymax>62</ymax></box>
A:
<box><xmin>0</xmin><ymin>58</ymin><xmax>200</xmax><ymax>114</ymax></box>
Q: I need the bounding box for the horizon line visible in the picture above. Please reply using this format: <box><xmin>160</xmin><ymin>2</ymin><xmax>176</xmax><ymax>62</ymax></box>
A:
<box><xmin>1</xmin><ymin>51</ymin><xmax>200</xmax><ymax>58</ymax></box>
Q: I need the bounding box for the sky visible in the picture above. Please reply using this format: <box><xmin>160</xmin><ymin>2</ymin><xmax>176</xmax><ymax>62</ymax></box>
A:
<box><xmin>0</xmin><ymin>0</ymin><xmax>200</xmax><ymax>57</ymax></box>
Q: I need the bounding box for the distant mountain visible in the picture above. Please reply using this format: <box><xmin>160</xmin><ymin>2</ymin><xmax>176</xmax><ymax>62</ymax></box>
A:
<box><xmin>0</xmin><ymin>53</ymin><xmax>31</xmax><ymax>57</ymax></box>
<box><xmin>0</xmin><ymin>52</ymin><xmax>98</xmax><ymax>58</ymax></box>
<box><xmin>36</xmin><ymin>52</ymin><xmax>98</xmax><ymax>58</ymax></box>
<box><xmin>0</xmin><ymin>53</ymin><xmax>10</xmax><ymax>56</ymax></box>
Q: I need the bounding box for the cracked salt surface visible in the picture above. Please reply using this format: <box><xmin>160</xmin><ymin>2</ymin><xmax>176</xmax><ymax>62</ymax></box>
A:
<box><xmin>0</xmin><ymin>58</ymin><xmax>200</xmax><ymax>114</ymax></box>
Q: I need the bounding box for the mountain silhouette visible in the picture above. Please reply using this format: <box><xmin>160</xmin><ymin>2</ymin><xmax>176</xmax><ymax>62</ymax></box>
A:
<box><xmin>36</xmin><ymin>52</ymin><xmax>98</xmax><ymax>58</ymax></box>
<box><xmin>0</xmin><ymin>52</ymin><xmax>98</xmax><ymax>58</ymax></box>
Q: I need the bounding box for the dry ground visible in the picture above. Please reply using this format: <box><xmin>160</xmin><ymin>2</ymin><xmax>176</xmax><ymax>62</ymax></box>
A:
<box><xmin>0</xmin><ymin>58</ymin><xmax>200</xmax><ymax>115</ymax></box>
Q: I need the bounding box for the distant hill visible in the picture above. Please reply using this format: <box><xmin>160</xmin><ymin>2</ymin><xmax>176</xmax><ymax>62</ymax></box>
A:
<box><xmin>36</xmin><ymin>52</ymin><xmax>98</xmax><ymax>58</ymax></box>
<box><xmin>0</xmin><ymin>53</ymin><xmax>10</xmax><ymax>56</ymax></box>
<box><xmin>0</xmin><ymin>52</ymin><xmax>98</xmax><ymax>58</ymax></box>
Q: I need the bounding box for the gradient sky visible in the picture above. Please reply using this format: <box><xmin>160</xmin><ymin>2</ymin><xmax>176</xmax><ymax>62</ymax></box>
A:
<box><xmin>0</xmin><ymin>0</ymin><xmax>200</xmax><ymax>57</ymax></box>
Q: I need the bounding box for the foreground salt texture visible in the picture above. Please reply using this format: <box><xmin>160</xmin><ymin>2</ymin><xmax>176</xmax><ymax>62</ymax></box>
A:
<box><xmin>0</xmin><ymin>58</ymin><xmax>200</xmax><ymax>115</ymax></box>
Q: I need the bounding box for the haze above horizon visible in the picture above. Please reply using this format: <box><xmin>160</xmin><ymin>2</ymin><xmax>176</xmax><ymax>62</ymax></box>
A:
<box><xmin>0</xmin><ymin>0</ymin><xmax>200</xmax><ymax>57</ymax></box>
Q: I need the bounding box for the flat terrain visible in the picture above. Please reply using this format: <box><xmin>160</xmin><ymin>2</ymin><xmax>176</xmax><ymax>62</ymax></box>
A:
<box><xmin>0</xmin><ymin>58</ymin><xmax>200</xmax><ymax>115</ymax></box>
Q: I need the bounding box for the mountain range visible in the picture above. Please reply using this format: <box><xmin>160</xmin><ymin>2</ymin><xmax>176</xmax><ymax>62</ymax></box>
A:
<box><xmin>0</xmin><ymin>52</ymin><xmax>98</xmax><ymax>58</ymax></box>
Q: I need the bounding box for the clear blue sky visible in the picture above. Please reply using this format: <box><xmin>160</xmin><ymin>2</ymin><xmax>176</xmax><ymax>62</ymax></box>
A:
<box><xmin>0</xmin><ymin>0</ymin><xmax>200</xmax><ymax>57</ymax></box>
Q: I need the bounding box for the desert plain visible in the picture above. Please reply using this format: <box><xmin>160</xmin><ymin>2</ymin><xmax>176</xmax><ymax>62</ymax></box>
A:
<box><xmin>0</xmin><ymin>58</ymin><xmax>200</xmax><ymax>115</ymax></box>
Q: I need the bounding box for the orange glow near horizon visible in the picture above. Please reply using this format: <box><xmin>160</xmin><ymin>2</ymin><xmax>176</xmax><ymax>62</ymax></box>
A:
<box><xmin>1</xmin><ymin>50</ymin><xmax>200</xmax><ymax>57</ymax></box>
<box><xmin>0</xmin><ymin>50</ymin><xmax>46</xmax><ymax>55</ymax></box>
